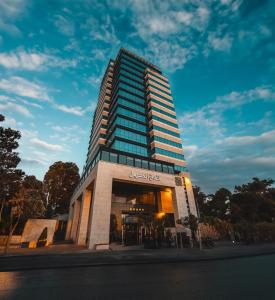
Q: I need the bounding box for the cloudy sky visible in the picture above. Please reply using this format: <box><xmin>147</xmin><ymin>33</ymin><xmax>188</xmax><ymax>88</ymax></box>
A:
<box><xmin>1</xmin><ymin>0</ymin><xmax>274</xmax><ymax>193</ymax></box>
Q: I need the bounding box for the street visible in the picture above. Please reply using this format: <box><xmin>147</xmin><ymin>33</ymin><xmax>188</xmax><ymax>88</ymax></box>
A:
<box><xmin>1</xmin><ymin>254</ymin><xmax>274</xmax><ymax>299</ymax></box>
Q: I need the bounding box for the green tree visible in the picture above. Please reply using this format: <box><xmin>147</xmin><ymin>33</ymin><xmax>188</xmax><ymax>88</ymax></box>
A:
<box><xmin>211</xmin><ymin>188</ymin><xmax>231</xmax><ymax>219</ymax></box>
<box><xmin>193</xmin><ymin>186</ymin><xmax>208</xmax><ymax>218</ymax></box>
<box><xmin>4</xmin><ymin>175</ymin><xmax>45</xmax><ymax>253</ymax></box>
<box><xmin>0</xmin><ymin>114</ymin><xmax>24</xmax><ymax>224</ymax></box>
<box><xmin>43</xmin><ymin>161</ymin><xmax>80</xmax><ymax>217</ymax></box>
<box><xmin>231</xmin><ymin>178</ymin><xmax>275</xmax><ymax>223</ymax></box>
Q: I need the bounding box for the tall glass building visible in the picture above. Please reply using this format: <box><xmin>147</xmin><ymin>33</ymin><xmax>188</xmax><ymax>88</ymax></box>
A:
<box><xmin>66</xmin><ymin>49</ymin><xmax>198</xmax><ymax>250</ymax></box>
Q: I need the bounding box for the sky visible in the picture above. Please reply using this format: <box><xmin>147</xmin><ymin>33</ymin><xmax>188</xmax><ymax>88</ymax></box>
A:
<box><xmin>0</xmin><ymin>0</ymin><xmax>274</xmax><ymax>193</ymax></box>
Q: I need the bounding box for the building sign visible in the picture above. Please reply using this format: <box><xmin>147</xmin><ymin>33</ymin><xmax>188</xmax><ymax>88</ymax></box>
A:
<box><xmin>129</xmin><ymin>170</ymin><xmax>160</xmax><ymax>181</ymax></box>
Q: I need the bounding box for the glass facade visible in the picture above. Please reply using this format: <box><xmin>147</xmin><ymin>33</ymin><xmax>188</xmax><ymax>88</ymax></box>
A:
<box><xmin>82</xmin><ymin>48</ymin><xmax>188</xmax><ymax>183</ymax></box>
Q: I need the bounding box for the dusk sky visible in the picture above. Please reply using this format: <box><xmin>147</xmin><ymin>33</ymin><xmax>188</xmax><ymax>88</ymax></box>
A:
<box><xmin>0</xmin><ymin>0</ymin><xmax>274</xmax><ymax>193</ymax></box>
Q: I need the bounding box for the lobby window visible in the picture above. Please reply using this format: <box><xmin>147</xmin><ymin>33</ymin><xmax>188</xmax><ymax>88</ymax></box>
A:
<box><xmin>126</xmin><ymin>156</ymin><xmax>134</xmax><ymax>166</ymax></box>
<box><xmin>101</xmin><ymin>150</ymin><xmax>110</xmax><ymax>161</ymax></box>
<box><xmin>119</xmin><ymin>154</ymin><xmax>127</xmax><ymax>165</ymax></box>
<box><xmin>156</xmin><ymin>163</ymin><xmax>162</xmax><ymax>172</ymax></box>
<box><xmin>142</xmin><ymin>160</ymin><xmax>148</xmax><ymax>169</ymax></box>
<box><xmin>168</xmin><ymin>166</ymin><xmax>174</xmax><ymax>174</ymax></box>
<box><xmin>135</xmin><ymin>158</ymin><xmax>142</xmax><ymax>168</ymax></box>
<box><xmin>162</xmin><ymin>165</ymin><xmax>168</xmax><ymax>173</ymax></box>
<box><xmin>149</xmin><ymin>162</ymin><xmax>156</xmax><ymax>171</ymax></box>
<box><xmin>110</xmin><ymin>153</ymin><xmax>118</xmax><ymax>163</ymax></box>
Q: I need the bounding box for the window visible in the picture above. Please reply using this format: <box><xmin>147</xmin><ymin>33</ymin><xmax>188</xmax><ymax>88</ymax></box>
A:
<box><xmin>147</xmin><ymin>71</ymin><xmax>168</xmax><ymax>83</ymax></box>
<box><xmin>119</xmin><ymin>154</ymin><xmax>127</xmax><ymax>164</ymax></box>
<box><xmin>142</xmin><ymin>160</ymin><xmax>148</xmax><ymax>169</ymax></box>
<box><xmin>149</xmin><ymin>162</ymin><xmax>156</xmax><ymax>171</ymax></box>
<box><xmin>115</xmin><ymin>128</ymin><xmax>147</xmax><ymax>145</ymax></box>
<box><xmin>162</xmin><ymin>165</ymin><xmax>168</xmax><ymax>173</ymax></box>
<box><xmin>118</xmin><ymin>90</ymin><xmax>145</xmax><ymax>105</ymax></box>
<box><xmin>117</xmin><ymin>107</ymin><xmax>146</xmax><ymax>123</ymax></box>
<box><xmin>148</xmin><ymin>84</ymin><xmax>171</xmax><ymax>97</ymax></box>
<box><xmin>116</xmin><ymin>117</ymin><xmax>146</xmax><ymax>133</ymax></box>
<box><xmin>120</xmin><ymin>83</ymin><xmax>144</xmax><ymax>97</ymax></box>
<box><xmin>156</xmin><ymin>163</ymin><xmax>162</xmax><ymax>172</ymax></box>
<box><xmin>149</xmin><ymin>91</ymin><xmax>173</xmax><ymax>102</ymax></box>
<box><xmin>152</xmin><ymin>125</ymin><xmax>180</xmax><ymax>138</ymax></box>
<box><xmin>112</xmin><ymin>140</ymin><xmax>148</xmax><ymax>157</ymax></box>
<box><xmin>152</xmin><ymin>116</ymin><xmax>178</xmax><ymax>128</ymax></box>
<box><xmin>153</xmin><ymin>136</ymin><xmax>182</xmax><ymax>148</ymax></box>
<box><xmin>101</xmin><ymin>151</ymin><xmax>110</xmax><ymax>161</ymax></box>
<box><xmin>151</xmin><ymin>106</ymin><xmax>176</xmax><ymax>119</ymax></box>
<box><xmin>148</xmin><ymin>76</ymin><xmax>170</xmax><ymax>89</ymax></box>
<box><xmin>120</xmin><ymin>75</ymin><xmax>144</xmax><ymax>90</ymax></box>
<box><xmin>118</xmin><ymin>98</ymin><xmax>145</xmax><ymax>114</ymax></box>
<box><xmin>127</xmin><ymin>156</ymin><xmax>134</xmax><ymax>166</ymax></box>
<box><xmin>168</xmin><ymin>166</ymin><xmax>174</xmax><ymax>174</ymax></box>
<box><xmin>135</xmin><ymin>158</ymin><xmax>141</xmax><ymax>168</ymax></box>
<box><xmin>120</xmin><ymin>69</ymin><xmax>144</xmax><ymax>84</ymax></box>
<box><xmin>155</xmin><ymin>148</ymin><xmax>185</xmax><ymax>160</ymax></box>
<box><xmin>110</xmin><ymin>153</ymin><xmax>118</xmax><ymax>163</ymax></box>
<box><xmin>120</xmin><ymin>63</ymin><xmax>144</xmax><ymax>77</ymax></box>
<box><xmin>149</xmin><ymin>99</ymin><xmax>175</xmax><ymax>111</ymax></box>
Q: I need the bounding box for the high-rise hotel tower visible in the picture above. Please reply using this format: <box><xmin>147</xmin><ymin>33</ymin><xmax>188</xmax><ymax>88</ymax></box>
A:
<box><xmin>66</xmin><ymin>49</ymin><xmax>198</xmax><ymax>249</ymax></box>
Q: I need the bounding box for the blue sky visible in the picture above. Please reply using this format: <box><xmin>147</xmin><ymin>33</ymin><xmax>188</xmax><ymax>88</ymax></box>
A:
<box><xmin>0</xmin><ymin>0</ymin><xmax>274</xmax><ymax>193</ymax></box>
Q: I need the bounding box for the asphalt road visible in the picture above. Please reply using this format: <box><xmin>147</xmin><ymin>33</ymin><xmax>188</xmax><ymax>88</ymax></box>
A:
<box><xmin>1</xmin><ymin>254</ymin><xmax>275</xmax><ymax>300</ymax></box>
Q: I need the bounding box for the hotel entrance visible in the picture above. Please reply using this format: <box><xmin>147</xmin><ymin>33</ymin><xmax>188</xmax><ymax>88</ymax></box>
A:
<box><xmin>110</xmin><ymin>180</ymin><xmax>176</xmax><ymax>247</ymax></box>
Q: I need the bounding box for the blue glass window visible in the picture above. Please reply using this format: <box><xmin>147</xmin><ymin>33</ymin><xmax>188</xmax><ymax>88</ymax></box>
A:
<box><xmin>149</xmin><ymin>99</ymin><xmax>175</xmax><ymax>111</ymax></box>
<box><xmin>153</xmin><ymin>136</ymin><xmax>182</xmax><ymax>148</ymax></box>
<box><xmin>151</xmin><ymin>106</ymin><xmax>176</xmax><ymax>119</ymax></box>
<box><xmin>117</xmin><ymin>98</ymin><xmax>145</xmax><ymax>114</ymax></box>
<box><xmin>119</xmin><ymin>90</ymin><xmax>144</xmax><ymax>105</ymax></box>
<box><xmin>112</xmin><ymin>140</ymin><xmax>148</xmax><ymax>157</ymax></box>
<box><xmin>149</xmin><ymin>91</ymin><xmax>173</xmax><ymax>102</ymax></box>
<box><xmin>117</xmin><ymin>107</ymin><xmax>146</xmax><ymax>123</ymax></box>
<box><xmin>116</xmin><ymin>117</ymin><xmax>146</xmax><ymax>133</ymax></box>
<box><xmin>152</xmin><ymin>116</ymin><xmax>178</xmax><ymax>128</ymax></box>
<box><xmin>152</xmin><ymin>125</ymin><xmax>180</xmax><ymax>138</ymax></box>
<box><xmin>148</xmin><ymin>84</ymin><xmax>171</xmax><ymax>97</ymax></box>
<box><xmin>115</xmin><ymin>128</ymin><xmax>147</xmax><ymax>145</ymax></box>
<box><xmin>120</xmin><ymin>83</ymin><xmax>144</xmax><ymax>97</ymax></box>
<box><xmin>120</xmin><ymin>75</ymin><xmax>144</xmax><ymax>90</ymax></box>
<box><xmin>120</xmin><ymin>69</ymin><xmax>144</xmax><ymax>84</ymax></box>
<box><xmin>155</xmin><ymin>148</ymin><xmax>185</xmax><ymax>160</ymax></box>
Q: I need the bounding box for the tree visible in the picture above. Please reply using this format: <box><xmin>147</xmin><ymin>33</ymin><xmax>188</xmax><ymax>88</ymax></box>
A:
<box><xmin>231</xmin><ymin>178</ymin><xmax>275</xmax><ymax>224</ymax></box>
<box><xmin>210</xmin><ymin>188</ymin><xmax>231</xmax><ymax>219</ymax></box>
<box><xmin>183</xmin><ymin>214</ymin><xmax>198</xmax><ymax>241</ymax></box>
<box><xmin>193</xmin><ymin>186</ymin><xmax>208</xmax><ymax>218</ymax></box>
<box><xmin>0</xmin><ymin>114</ymin><xmax>24</xmax><ymax>224</ymax></box>
<box><xmin>43</xmin><ymin>161</ymin><xmax>80</xmax><ymax>217</ymax></box>
<box><xmin>4</xmin><ymin>175</ymin><xmax>45</xmax><ymax>253</ymax></box>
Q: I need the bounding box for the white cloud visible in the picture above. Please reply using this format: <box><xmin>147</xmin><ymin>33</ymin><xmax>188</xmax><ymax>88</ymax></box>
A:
<box><xmin>0</xmin><ymin>49</ymin><xmax>78</xmax><ymax>70</ymax></box>
<box><xmin>0</xmin><ymin>0</ymin><xmax>28</xmax><ymax>36</ymax></box>
<box><xmin>30</xmin><ymin>138</ymin><xmax>65</xmax><ymax>152</ymax></box>
<box><xmin>54</xmin><ymin>15</ymin><xmax>75</xmax><ymax>36</ymax></box>
<box><xmin>0</xmin><ymin>101</ymin><xmax>32</xmax><ymax>117</ymax></box>
<box><xmin>54</xmin><ymin>104</ymin><xmax>85</xmax><ymax>116</ymax></box>
<box><xmin>208</xmin><ymin>34</ymin><xmax>233</xmax><ymax>52</ymax></box>
<box><xmin>0</xmin><ymin>76</ymin><xmax>51</xmax><ymax>101</ymax></box>
<box><xmin>217</xmin><ymin>130</ymin><xmax>275</xmax><ymax>146</ymax></box>
<box><xmin>179</xmin><ymin>85</ymin><xmax>275</xmax><ymax>140</ymax></box>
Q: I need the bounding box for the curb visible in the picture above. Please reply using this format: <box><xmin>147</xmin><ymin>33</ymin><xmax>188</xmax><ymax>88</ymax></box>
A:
<box><xmin>1</xmin><ymin>250</ymin><xmax>275</xmax><ymax>272</ymax></box>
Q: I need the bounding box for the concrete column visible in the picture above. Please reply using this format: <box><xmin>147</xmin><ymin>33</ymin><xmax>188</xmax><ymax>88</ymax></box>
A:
<box><xmin>87</xmin><ymin>164</ymin><xmax>113</xmax><ymax>250</ymax></box>
<box><xmin>65</xmin><ymin>204</ymin><xmax>74</xmax><ymax>240</ymax></box>
<box><xmin>174</xmin><ymin>185</ymin><xmax>188</xmax><ymax>220</ymax></box>
<box><xmin>76</xmin><ymin>189</ymin><xmax>92</xmax><ymax>246</ymax></box>
<box><xmin>70</xmin><ymin>198</ymin><xmax>81</xmax><ymax>241</ymax></box>
<box><xmin>184</xmin><ymin>176</ymin><xmax>197</xmax><ymax>217</ymax></box>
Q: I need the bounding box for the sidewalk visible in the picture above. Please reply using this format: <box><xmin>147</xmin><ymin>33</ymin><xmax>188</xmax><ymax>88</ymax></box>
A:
<box><xmin>1</xmin><ymin>242</ymin><xmax>275</xmax><ymax>272</ymax></box>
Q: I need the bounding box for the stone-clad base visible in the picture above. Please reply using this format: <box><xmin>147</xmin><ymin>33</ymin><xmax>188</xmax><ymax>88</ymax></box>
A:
<box><xmin>66</xmin><ymin>161</ymin><xmax>197</xmax><ymax>249</ymax></box>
